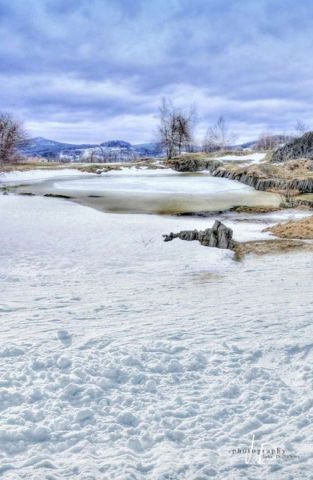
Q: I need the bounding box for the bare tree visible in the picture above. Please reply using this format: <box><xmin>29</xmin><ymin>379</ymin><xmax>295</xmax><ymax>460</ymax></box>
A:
<box><xmin>203</xmin><ymin>116</ymin><xmax>236</xmax><ymax>152</ymax></box>
<box><xmin>294</xmin><ymin>120</ymin><xmax>309</xmax><ymax>137</ymax></box>
<box><xmin>0</xmin><ymin>112</ymin><xmax>26</xmax><ymax>163</ymax></box>
<box><xmin>256</xmin><ymin>130</ymin><xmax>277</xmax><ymax>151</ymax></box>
<box><xmin>175</xmin><ymin>113</ymin><xmax>193</xmax><ymax>154</ymax></box>
<box><xmin>158</xmin><ymin>98</ymin><xmax>194</xmax><ymax>159</ymax></box>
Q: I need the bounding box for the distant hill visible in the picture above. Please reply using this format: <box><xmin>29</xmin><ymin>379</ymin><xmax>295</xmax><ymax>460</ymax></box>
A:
<box><xmin>18</xmin><ymin>137</ymin><xmax>162</xmax><ymax>162</ymax></box>
<box><xmin>100</xmin><ymin>140</ymin><xmax>132</xmax><ymax>149</ymax></box>
<box><xmin>19</xmin><ymin>137</ymin><xmax>96</xmax><ymax>159</ymax></box>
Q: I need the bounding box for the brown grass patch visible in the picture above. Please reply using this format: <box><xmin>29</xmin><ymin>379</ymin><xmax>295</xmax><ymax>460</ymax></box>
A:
<box><xmin>230</xmin><ymin>205</ymin><xmax>281</xmax><ymax>214</ymax></box>
<box><xmin>170</xmin><ymin>150</ymin><xmax>254</xmax><ymax>162</ymax></box>
<box><xmin>264</xmin><ymin>216</ymin><xmax>313</xmax><ymax>239</ymax></box>
<box><xmin>220</xmin><ymin>159</ymin><xmax>313</xmax><ymax>181</ymax></box>
<box><xmin>235</xmin><ymin>239</ymin><xmax>313</xmax><ymax>258</ymax></box>
<box><xmin>0</xmin><ymin>158</ymin><xmax>161</xmax><ymax>175</ymax></box>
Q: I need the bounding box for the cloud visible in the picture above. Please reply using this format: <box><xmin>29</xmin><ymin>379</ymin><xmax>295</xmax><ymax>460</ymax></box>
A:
<box><xmin>0</xmin><ymin>0</ymin><xmax>313</xmax><ymax>143</ymax></box>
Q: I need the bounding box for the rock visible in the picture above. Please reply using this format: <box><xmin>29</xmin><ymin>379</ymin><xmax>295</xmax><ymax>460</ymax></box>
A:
<box><xmin>212</xmin><ymin>166</ymin><xmax>283</xmax><ymax>191</ymax></box>
<box><xmin>272</xmin><ymin>131</ymin><xmax>313</xmax><ymax>162</ymax></box>
<box><xmin>163</xmin><ymin>220</ymin><xmax>236</xmax><ymax>250</ymax></box>
<box><xmin>44</xmin><ymin>193</ymin><xmax>72</xmax><ymax>199</ymax></box>
<box><xmin>213</xmin><ymin>165</ymin><xmax>313</xmax><ymax>194</ymax></box>
<box><xmin>166</xmin><ymin>157</ymin><xmax>222</xmax><ymax>173</ymax></box>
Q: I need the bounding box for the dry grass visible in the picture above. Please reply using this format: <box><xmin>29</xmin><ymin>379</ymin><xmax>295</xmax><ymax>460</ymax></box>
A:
<box><xmin>230</xmin><ymin>205</ymin><xmax>281</xmax><ymax>214</ymax></box>
<box><xmin>234</xmin><ymin>160</ymin><xmax>313</xmax><ymax>180</ymax></box>
<box><xmin>79</xmin><ymin>159</ymin><xmax>162</xmax><ymax>174</ymax></box>
<box><xmin>170</xmin><ymin>153</ymin><xmax>212</xmax><ymax>162</ymax></box>
<box><xmin>171</xmin><ymin>150</ymin><xmax>254</xmax><ymax>162</ymax></box>
<box><xmin>264</xmin><ymin>216</ymin><xmax>313</xmax><ymax>239</ymax></box>
<box><xmin>78</xmin><ymin>164</ymin><xmax>123</xmax><ymax>173</ymax></box>
<box><xmin>0</xmin><ymin>158</ymin><xmax>161</xmax><ymax>175</ymax></box>
<box><xmin>223</xmin><ymin>159</ymin><xmax>313</xmax><ymax>181</ymax></box>
<box><xmin>0</xmin><ymin>160</ymin><xmax>66</xmax><ymax>172</ymax></box>
<box><xmin>235</xmin><ymin>238</ymin><xmax>313</xmax><ymax>258</ymax></box>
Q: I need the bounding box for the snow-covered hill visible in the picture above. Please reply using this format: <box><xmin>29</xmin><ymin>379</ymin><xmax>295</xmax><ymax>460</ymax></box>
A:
<box><xmin>18</xmin><ymin>137</ymin><xmax>162</xmax><ymax>162</ymax></box>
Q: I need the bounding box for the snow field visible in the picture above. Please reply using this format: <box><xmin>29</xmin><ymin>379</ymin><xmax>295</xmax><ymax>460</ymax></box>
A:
<box><xmin>0</xmin><ymin>169</ymin><xmax>89</xmax><ymax>184</ymax></box>
<box><xmin>1</xmin><ymin>186</ymin><xmax>313</xmax><ymax>478</ymax></box>
<box><xmin>215</xmin><ymin>152</ymin><xmax>266</xmax><ymax>163</ymax></box>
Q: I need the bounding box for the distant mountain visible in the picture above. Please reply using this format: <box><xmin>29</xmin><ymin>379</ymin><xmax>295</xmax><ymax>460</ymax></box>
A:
<box><xmin>18</xmin><ymin>137</ymin><xmax>162</xmax><ymax>162</ymax></box>
<box><xmin>19</xmin><ymin>137</ymin><xmax>96</xmax><ymax>159</ymax></box>
<box><xmin>100</xmin><ymin>140</ymin><xmax>132</xmax><ymax>149</ymax></box>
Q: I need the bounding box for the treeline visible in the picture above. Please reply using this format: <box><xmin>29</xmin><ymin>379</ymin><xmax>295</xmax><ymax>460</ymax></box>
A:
<box><xmin>157</xmin><ymin>98</ymin><xmax>310</xmax><ymax>159</ymax></box>
<box><xmin>0</xmin><ymin>104</ymin><xmax>310</xmax><ymax>164</ymax></box>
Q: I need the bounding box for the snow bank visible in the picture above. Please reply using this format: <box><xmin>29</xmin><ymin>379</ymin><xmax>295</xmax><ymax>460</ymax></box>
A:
<box><xmin>216</xmin><ymin>152</ymin><xmax>266</xmax><ymax>163</ymax></box>
<box><xmin>1</xmin><ymin>195</ymin><xmax>313</xmax><ymax>478</ymax></box>
<box><xmin>0</xmin><ymin>168</ymin><xmax>91</xmax><ymax>184</ymax></box>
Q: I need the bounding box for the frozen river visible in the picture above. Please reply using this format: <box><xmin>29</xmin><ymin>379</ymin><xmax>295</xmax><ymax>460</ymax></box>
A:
<box><xmin>1</xmin><ymin>169</ymin><xmax>313</xmax><ymax>479</ymax></box>
<box><xmin>10</xmin><ymin>168</ymin><xmax>280</xmax><ymax>214</ymax></box>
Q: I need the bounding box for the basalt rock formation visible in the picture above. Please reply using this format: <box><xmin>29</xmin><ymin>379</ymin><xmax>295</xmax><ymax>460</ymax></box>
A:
<box><xmin>163</xmin><ymin>220</ymin><xmax>237</xmax><ymax>250</ymax></box>
<box><xmin>167</xmin><ymin>153</ymin><xmax>313</xmax><ymax>199</ymax></box>
<box><xmin>212</xmin><ymin>165</ymin><xmax>313</xmax><ymax>193</ymax></box>
<box><xmin>212</xmin><ymin>166</ymin><xmax>282</xmax><ymax>191</ymax></box>
<box><xmin>272</xmin><ymin>132</ymin><xmax>313</xmax><ymax>163</ymax></box>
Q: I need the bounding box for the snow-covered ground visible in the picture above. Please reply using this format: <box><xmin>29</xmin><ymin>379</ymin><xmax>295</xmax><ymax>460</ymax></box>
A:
<box><xmin>1</xmin><ymin>188</ymin><xmax>313</xmax><ymax>479</ymax></box>
<box><xmin>215</xmin><ymin>152</ymin><xmax>266</xmax><ymax>163</ymax></box>
<box><xmin>0</xmin><ymin>168</ymin><xmax>88</xmax><ymax>184</ymax></box>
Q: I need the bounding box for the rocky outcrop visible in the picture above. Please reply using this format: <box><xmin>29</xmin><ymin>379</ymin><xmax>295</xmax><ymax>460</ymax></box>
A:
<box><xmin>166</xmin><ymin>157</ymin><xmax>222</xmax><ymax>173</ymax></box>
<box><xmin>212</xmin><ymin>166</ymin><xmax>313</xmax><ymax>193</ymax></box>
<box><xmin>163</xmin><ymin>220</ymin><xmax>236</xmax><ymax>250</ymax></box>
<box><xmin>167</xmin><ymin>151</ymin><xmax>313</xmax><ymax>196</ymax></box>
<box><xmin>287</xmin><ymin>178</ymin><xmax>313</xmax><ymax>192</ymax></box>
<box><xmin>272</xmin><ymin>132</ymin><xmax>313</xmax><ymax>163</ymax></box>
<box><xmin>212</xmin><ymin>166</ymin><xmax>282</xmax><ymax>191</ymax></box>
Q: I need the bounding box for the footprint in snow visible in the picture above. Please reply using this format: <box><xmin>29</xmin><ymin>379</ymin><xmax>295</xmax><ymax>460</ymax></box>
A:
<box><xmin>57</xmin><ymin>329</ymin><xmax>72</xmax><ymax>346</ymax></box>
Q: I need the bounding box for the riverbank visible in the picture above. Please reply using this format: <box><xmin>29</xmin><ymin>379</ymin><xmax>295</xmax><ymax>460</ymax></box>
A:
<box><xmin>2</xmin><ymin>164</ymin><xmax>313</xmax><ymax>250</ymax></box>
<box><xmin>213</xmin><ymin>159</ymin><xmax>313</xmax><ymax>198</ymax></box>
<box><xmin>0</xmin><ymin>158</ymin><xmax>158</xmax><ymax>175</ymax></box>
<box><xmin>167</xmin><ymin>155</ymin><xmax>313</xmax><ymax>208</ymax></box>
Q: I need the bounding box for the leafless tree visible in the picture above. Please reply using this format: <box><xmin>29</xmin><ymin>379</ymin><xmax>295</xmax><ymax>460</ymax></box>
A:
<box><xmin>175</xmin><ymin>113</ymin><xmax>193</xmax><ymax>154</ymax></box>
<box><xmin>294</xmin><ymin>120</ymin><xmax>309</xmax><ymax>137</ymax></box>
<box><xmin>158</xmin><ymin>98</ymin><xmax>195</xmax><ymax>159</ymax></box>
<box><xmin>256</xmin><ymin>130</ymin><xmax>277</xmax><ymax>151</ymax></box>
<box><xmin>0</xmin><ymin>112</ymin><xmax>26</xmax><ymax>163</ymax></box>
<box><xmin>203</xmin><ymin>116</ymin><xmax>237</xmax><ymax>152</ymax></box>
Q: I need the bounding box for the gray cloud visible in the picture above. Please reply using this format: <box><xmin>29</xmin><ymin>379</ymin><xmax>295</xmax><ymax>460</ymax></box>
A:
<box><xmin>0</xmin><ymin>0</ymin><xmax>313</xmax><ymax>143</ymax></box>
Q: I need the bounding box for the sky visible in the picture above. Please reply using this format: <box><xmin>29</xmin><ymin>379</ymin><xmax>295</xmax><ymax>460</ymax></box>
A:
<box><xmin>1</xmin><ymin>0</ymin><xmax>313</xmax><ymax>145</ymax></box>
